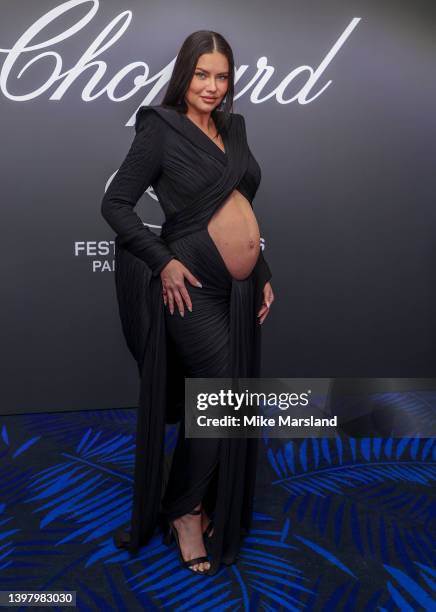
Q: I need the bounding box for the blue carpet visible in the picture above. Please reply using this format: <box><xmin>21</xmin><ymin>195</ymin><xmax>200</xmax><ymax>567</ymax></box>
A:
<box><xmin>0</xmin><ymin>406</ymin><xmax>435</xmax><ymax>610</ymax></box>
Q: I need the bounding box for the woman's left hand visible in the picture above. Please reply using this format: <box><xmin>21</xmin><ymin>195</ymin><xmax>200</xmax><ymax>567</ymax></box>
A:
<box><xmin>258</xmin><ymin>282</ymin><xmax>274</xmax><ymax>324</ymax></box>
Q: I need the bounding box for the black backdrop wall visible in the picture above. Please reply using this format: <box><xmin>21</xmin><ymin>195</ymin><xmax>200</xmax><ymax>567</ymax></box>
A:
<box><xmin>1</xmin><ymin>0</ymin><xmax>435</xmax><ymax>414</ymax></box>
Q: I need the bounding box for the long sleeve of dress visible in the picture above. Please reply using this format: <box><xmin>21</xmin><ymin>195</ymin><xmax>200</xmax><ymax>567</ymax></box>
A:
<box><xmin>101</xmin><ymin>111</ymin><xmax>175</xmax><ymax>277</ymax></box>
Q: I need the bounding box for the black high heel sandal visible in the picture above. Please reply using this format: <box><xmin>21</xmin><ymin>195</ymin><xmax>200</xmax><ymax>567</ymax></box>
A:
<box><xmin>203</xmin><ymin>518</ymin><xmax>215</xmax><ymax>541</ymax></box>
<box><xmin>164</xmin><ymin>513</ymin><xmax>215</xmax><ymax>545</ymax></box>
<box><xmin>167</xmin><ymin>508</ymin><xmax>211</xmax><ymax>574</ymax></box>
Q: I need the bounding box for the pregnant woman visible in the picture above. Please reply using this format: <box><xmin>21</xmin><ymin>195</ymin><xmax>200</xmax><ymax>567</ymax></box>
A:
<box><xmin>101</xmin><ymin>30</ymin><xmax>274</xmax><ymax>576</ymax></box>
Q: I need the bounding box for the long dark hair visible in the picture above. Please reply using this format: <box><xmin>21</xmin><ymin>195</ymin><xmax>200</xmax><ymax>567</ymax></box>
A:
<box><xmin>161</xmin><ymin>30</ymin><xmax>235</xmax><ymax>137</ymax></box>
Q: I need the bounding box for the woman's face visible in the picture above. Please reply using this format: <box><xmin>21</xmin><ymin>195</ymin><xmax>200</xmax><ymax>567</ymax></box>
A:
<box><xmin>185</xmin><ymin>52</ymin><xmax>229</xmax><ymax>113</ymax></box>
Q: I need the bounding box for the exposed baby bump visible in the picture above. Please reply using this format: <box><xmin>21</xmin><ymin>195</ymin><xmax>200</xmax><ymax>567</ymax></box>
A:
<box><xmin>207</xmin><ymin>191</ymin><xmax>261</xmax><ymax>280</ymax></box>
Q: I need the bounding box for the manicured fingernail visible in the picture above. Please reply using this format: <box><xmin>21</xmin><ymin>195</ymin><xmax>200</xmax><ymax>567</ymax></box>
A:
<box><xmin>180</xmin><ymin>312</ymin><xmax>184</xmax><ymax>317</ymax></box>
<box><xmin>188</xmin><ymin>306</ymin><xmax>192</xmax><ymax>312</ymax></box>
<box><xmin>197</xmin><ymin>282</ymin><xmax>202</xmax><ymax>288</ymax></box>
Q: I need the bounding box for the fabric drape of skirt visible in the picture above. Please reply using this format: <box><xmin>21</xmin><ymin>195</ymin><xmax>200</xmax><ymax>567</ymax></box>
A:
<box><xmin>113</xmin><ymin>228</ymin><xmax>271</xmax><ymax>576</ymax></box>
<box><xmin>161</xmin><ymin>228</ymin><xmax>262</xmax><ymax>573</ymax></box>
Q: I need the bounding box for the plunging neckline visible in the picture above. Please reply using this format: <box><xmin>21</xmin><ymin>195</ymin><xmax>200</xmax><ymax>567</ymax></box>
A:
<box><xmin>180</xmin><ymin>112</ymin><xmax>227</xmax><ymax>158</ymax></box>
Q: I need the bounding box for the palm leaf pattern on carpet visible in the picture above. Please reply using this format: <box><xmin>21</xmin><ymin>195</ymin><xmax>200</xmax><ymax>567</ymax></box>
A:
<box><xmin>0</xmin><ymin>395</ymin><xmax>435</xmax><ymax>610</ymax></box>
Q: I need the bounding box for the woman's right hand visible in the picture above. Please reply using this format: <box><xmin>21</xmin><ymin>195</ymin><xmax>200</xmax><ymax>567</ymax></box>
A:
<box><xmin>160</xmin><ymin>259</ymin><xmax>202</xmax><ymax>316</ymax></box>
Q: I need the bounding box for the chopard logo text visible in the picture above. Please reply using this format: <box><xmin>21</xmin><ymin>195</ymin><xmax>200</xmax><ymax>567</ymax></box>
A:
<box><xmin>0</xmin><ymin>0</ymin><xmax>361</xmax><ymax>125</ymax></box>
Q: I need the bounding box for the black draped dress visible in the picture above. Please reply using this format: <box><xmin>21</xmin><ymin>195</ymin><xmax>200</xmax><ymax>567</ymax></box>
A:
<box><xmin>101</xmin><ymin>104</ymin><xmax>272</xmax><ymax>575</ymax></box>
